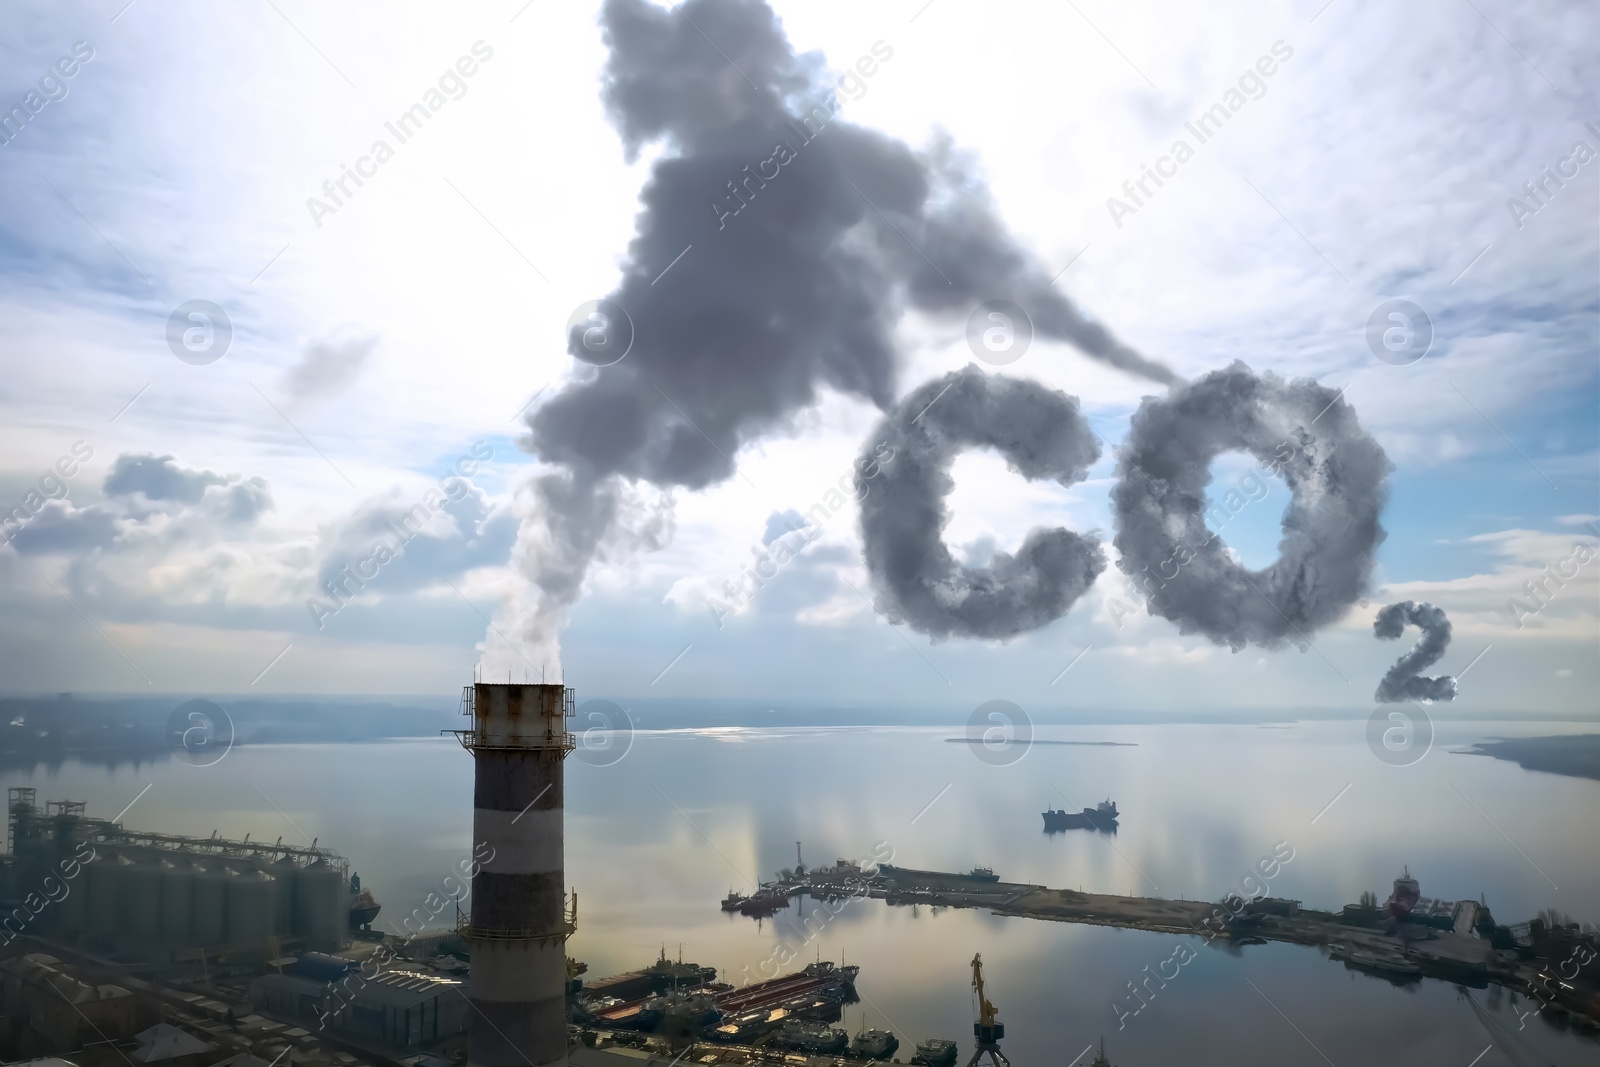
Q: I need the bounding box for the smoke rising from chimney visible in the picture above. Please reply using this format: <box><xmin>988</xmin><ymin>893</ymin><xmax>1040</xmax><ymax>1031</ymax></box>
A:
<box><xmin>482</xmin><ymin>0</ymin><xmax>1172</xmax><ymax>674</ymax></box>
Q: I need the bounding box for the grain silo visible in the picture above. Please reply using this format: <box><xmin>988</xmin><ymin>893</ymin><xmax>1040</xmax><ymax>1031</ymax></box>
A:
<box><xmin>161</xmin><ymin>856</ymin><xmax>198</xmax><ymax>944</ymax></box>
<box><xmin>87</xmin><ymin>852</ymin><xmax>130</xmax><ymax>937</ymax></box>
<box><xmin>460</xmin><ymin>682</ymin><xmax>573</xmax><ymax>1067</ymax></box>
<box><xmin>15</xmin><ymin>832</ymin><xmax>54</xmax><ymax>924</ymax></box>
<box><xmin>194</xmin><ymin>864</ymin><xmax>232</xmax><ymax>946</ymax></box>
<box><xmin>296</xmin><ymin>857</ymin><xmax>344</xmax><ymax>952</ymax></box>
<box><xmin>15</xmin><ymin>837</ymin><xmax>53</xmax><ymax>906</ymax></box>
<box><xmin>56</xmin><ymin>857</ymin><xmax>88</xmax><ymax>935</ymax></box>
<box><xmin>2</xmin><ymin>790</ymin><xmax>366</xmax><ymax>955</ymax></box>
<box><xmin>124</xmin><ymin>851</ymin><xmax>164</xmax><ymax>941</ymax></box>
<box><xmin>226</xmin><ymin>867</ymin><xmax>277</xmax><ymax>946</ymax></box>
<box><xmin>269</xmin><ymin>853</ymin><xmax>299</xmax><ymax>935</ymax></box>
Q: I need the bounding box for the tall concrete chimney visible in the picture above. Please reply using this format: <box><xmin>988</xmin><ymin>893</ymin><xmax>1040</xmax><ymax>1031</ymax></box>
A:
<box><xmin>460</xmin><ymin>682</ymin><xmax>574</xmax><ymax>1067</ymax></box>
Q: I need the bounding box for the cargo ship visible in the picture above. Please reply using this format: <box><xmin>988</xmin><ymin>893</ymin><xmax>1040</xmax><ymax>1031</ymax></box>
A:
<box><xmin>1042</xmin><ymin>799</ymin><xmax>1119</xmax><ymax>832</ymax></box>
<box><xmin>348</xmin><ymin>873</ymin><xmax>381</xmax><ymax>929</ymax></box>
<box><xmin>774</xmin><ymin>1020</ymin><xmax>848</xmax><ymax>1054</ymax></box>
<box><xmin>910</xmin><ymin>1038</ymin><xmax>958</xmax><ymax>1067</ymax></box>
<box><xmin>587</xmin><ymin>984</ymin><xmax>720</xmax><ymax>1032</ymax></box>
<box><xmin>1385</xmin><ymin>867</ymin><xmax>1421</xmax><ymax>920</ymax></box>
<box><xmin>850</xmin><ymin>1027</ymin><xmax>899</xmax><ymax>1059</ymax></box>
<box><xmin>646</xmin><ymin>989</ymin><xmax>723</xmax><ymax>1029</ymax></box>
<box><xmin>592</xmin><ymin>959</ymin><xmax>858</xmax><ymax>1038</ymax></box>
<box><xmin>580</xmin><ymin>947</ymin><xmax>719</xmax><ymax>1004</ymax></box>
<box><xmin>720</xmin><ymin>960</ymin><xmax>859</xmax><ymax>1012</ymax></box>
<box><xmin>738</xmin><ymin>884</ymin><xmax>792</xmax><ymax>916</ymax></box>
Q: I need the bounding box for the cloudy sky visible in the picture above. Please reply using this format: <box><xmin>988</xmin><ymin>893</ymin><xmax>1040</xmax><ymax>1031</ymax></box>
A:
<box><xmin>0</xmin><ymin>0</ymin><xmax>1594</xmax><ymax>716</ymax></box>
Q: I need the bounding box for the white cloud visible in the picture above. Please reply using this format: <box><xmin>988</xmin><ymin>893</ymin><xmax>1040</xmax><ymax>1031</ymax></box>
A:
<box><xmin>1375</xmin><ymin>527</ymin><xmax>1600</xmax><ymax>641</ymax></box>
<box><xmin>0</xmin><ymin>0</ymin><xmax>1592</xmax><ymax>705</ymax></box>
<box><xmin>283</xmin><ymin>331</ymin><xmax>378</xmax><ymax>401</ymax></box>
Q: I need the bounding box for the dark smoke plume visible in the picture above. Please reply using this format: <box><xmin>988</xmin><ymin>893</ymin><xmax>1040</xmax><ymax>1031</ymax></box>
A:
<box><xmin>1111</xmin><ymin>362</ymin><xmax>1389</xmax><ymax>651</ymax></box>
<box><xmin>855</xmin><ymin>366</ymin><xmax>1105</xmax><ymax>641</ymax></box>
<box><xmin>489</xmin><ymin>0</ymin><xmax>1171</xmax><ymax>671</ymax></box>
<box><xmin>1373</xmin><ymin>600</ymin><xmax>1457</xmax><ymax>703</ymax></box>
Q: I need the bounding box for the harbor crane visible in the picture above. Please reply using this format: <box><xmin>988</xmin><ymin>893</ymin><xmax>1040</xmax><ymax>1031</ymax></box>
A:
<box><xmin>964</xmin><ymin>953</ymin><xmax>1011</xmax><ymax>1067</ymax></box>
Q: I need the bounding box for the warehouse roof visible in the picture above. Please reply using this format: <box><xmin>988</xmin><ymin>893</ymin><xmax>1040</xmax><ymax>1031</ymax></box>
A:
<box><xmin>132</xmin><ymin>1023</ymin><xmax>211</xmax><ymax>1062</ymax></box>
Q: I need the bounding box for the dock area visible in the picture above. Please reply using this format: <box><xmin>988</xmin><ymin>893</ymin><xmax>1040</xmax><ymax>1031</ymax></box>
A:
<box><xmin>752</xmin><ymin>863</ymin><xmax>1599</xmax><ymax>1031</ymax></box>
<box><xmin>874</xmin><ymin>881</ymin><xmax>1599</xmax><ymax>1030</ymax></box>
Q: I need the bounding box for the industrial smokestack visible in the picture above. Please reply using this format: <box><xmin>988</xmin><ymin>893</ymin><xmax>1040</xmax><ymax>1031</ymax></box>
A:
<box><xmin>461</xmin><ymin>683</ymin><xmax>574</xmax><ymax>1067</ymax></box>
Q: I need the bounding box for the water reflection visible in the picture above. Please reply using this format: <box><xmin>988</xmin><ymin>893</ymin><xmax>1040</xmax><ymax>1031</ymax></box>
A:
<box><xmin>0</xmin><ymin>721</ymin><xmax>1595</xmax><ymax>1065</ymax></box>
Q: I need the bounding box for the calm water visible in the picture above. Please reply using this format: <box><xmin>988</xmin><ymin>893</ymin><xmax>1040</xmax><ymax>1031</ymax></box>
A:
<box><xmin>6</xmin><ymin>720</ymin><xmax>1598</xmax><ymax>1066</ymax></box>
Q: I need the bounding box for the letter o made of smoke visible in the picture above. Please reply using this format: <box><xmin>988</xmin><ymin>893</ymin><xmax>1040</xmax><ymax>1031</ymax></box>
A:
<box><xmin>855</xmin><ymin>365</ymin><xmax>1106</xmax><ymax>640</ymax></box>
<box><xmin>1110</xmin><ymin>361</ymin><xmax>1388</xmax><ymax>650</ymax></box>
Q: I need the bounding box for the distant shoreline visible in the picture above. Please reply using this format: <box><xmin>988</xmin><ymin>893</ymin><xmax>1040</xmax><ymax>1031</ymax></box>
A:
<box><xmin>1459</xmin><ymin>734</ymin><xmax>1600</xmax><ymax>782</ymax></box>
<box><xmin>945</xmin><ymin>738</ymin><xmax>1137</xmax><ymax>747</ymax></box>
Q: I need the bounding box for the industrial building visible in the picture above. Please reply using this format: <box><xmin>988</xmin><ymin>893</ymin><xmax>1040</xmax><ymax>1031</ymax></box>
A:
<box><xmin>249</xmin><ymin>955</ymin><xmax>467</xmax><ymax>1047</ymax></box>
<box><xmin>0</xmin><ymin>789</ymin><xmax>353</xmax><ymax>960</ymax></box>
<box><xmin>129</xmin><ymin>1022</ymin><xmax>214</xmax><ymax>1067</ymax></box>
<box><xmin>0</xmin><ymin>954</ymin><xmax>147</xmax><ymax>1054</ymax></box>
<box><xmin>0</xmin><ymin>945</ymin><xmax>401</xmax><ymax>1067</ymax></box>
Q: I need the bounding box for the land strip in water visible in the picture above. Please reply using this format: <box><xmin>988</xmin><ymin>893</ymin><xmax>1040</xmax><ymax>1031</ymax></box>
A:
<box><xmin>784</xmin><ymin>867</ymin><xmax>1600</xmax><ymax>1032</ymax></box>
<box><xmin>1459</xmin><ymin>734</ymin><xmax>1600</xmax><ymax>781</ymax></box>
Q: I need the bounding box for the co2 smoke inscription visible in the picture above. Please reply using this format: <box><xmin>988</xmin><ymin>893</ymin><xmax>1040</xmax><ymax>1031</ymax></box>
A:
<box><xmin>856</xmin><ymin>361</ymin><xmax>1388</xmax><ymax>651</ymax></box>
<box><xmin>1373</xmin><ymin>601</ymin><xmax>1457</xmax><ymax>704</ymax></box>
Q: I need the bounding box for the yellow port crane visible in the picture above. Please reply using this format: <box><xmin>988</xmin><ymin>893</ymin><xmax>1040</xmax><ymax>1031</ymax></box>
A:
<box><xmin>964</xmin><ymin>953</ymin><xmax>1011</xmax><ymax>1067</ymax></box>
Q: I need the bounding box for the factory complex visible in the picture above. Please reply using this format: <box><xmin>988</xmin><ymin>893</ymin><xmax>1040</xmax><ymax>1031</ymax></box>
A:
<box><xmin>3</xmin><ymin>790</ymin><xmax>352</xmax><ymax>957</ymax></box>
